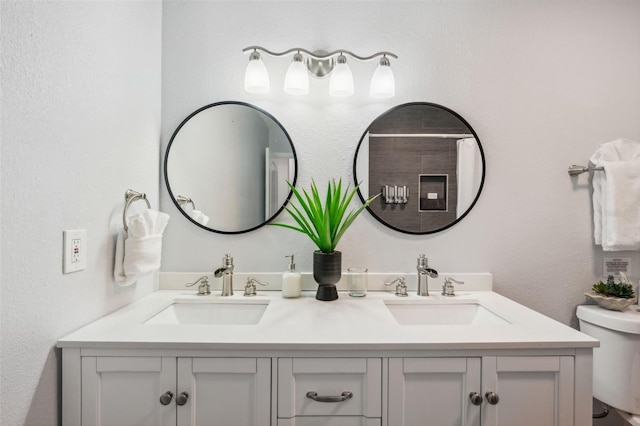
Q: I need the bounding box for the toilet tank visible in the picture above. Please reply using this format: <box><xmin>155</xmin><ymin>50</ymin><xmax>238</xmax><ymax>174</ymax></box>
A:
<box><xmin>577</xmin><ymin>305</ymin><xmax>640</xmax><ymax>415</ymax></box>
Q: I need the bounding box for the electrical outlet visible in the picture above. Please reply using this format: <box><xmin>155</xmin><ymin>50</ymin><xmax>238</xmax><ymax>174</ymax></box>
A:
<box><xmin>63</xmin><ymin>229</ymin><xmax>86</xmax><ymax>273</ymax></box>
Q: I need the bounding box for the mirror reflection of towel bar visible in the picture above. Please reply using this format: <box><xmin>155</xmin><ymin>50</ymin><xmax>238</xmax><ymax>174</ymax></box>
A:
<box><xmin>176</xmin><ymin>195</ymin><xmax>196</xmax><ymax>210</ymax></box>
<box><xmin>568</xmin><ymin>164</ymin><xmax>604</xmax><ymax>176</ymax></box>
<box><xmin>123</xmin><ymin>189</ymin><xmax>151</xmax><ymax>232</ymax></box>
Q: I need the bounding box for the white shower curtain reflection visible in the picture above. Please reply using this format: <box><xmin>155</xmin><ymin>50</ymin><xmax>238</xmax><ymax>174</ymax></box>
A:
<box><xmin>456</xmin><ymin>138</ymin><xmax>482</xmax><ymax>217</ymax></box>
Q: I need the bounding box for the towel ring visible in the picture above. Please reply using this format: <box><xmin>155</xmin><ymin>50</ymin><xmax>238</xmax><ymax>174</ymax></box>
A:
<box><xmin>123</xmin><ymin>189</ymin><xmax>151</xmax><ymax>232</ymax></box>
<box><xmin>176</xmin><ymin>195</ymin><xmax>196</xmax><ymax>210</ymax></box>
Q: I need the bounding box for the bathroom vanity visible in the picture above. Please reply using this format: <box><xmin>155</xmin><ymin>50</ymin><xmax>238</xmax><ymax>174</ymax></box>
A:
<box><xmin>58</xmin><ymin>285</ymin><xmax>597</xmax><ymax>426</ymax></box>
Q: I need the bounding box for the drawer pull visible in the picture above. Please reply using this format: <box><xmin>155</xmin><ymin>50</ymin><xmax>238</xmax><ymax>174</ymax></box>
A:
<box><xmin>306</xmin><ymin>391</ymin><xmax>353</xmax><ymax>403</ymax></box>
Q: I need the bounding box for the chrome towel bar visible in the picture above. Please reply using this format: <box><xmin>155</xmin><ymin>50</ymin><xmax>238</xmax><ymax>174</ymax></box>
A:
<box><xmin>568</xmin><ymin>164</ymin><xmax>604</xmax><ymax>176</ymax></box>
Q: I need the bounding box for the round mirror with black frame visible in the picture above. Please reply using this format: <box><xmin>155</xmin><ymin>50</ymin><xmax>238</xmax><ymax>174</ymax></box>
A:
<box><xmin>164</xmin><ymin>101</ymin><xmax>297</xmax><ymax>234</ymax></box>
<box><xmin>353</xmin><ymin>102</ymin><xmax>485</xmax><ymax>235</ymax></box>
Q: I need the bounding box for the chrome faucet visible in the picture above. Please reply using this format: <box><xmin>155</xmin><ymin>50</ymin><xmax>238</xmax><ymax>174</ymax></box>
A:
<box><xmin>214</xmin><ymin>254</ymin><xmax>234</xmax><ymax>296</ymax></box>
<box><xmin>417</xmin><ymin>254</ymin><xmax>438</xmax><ymax>296</ymax></box>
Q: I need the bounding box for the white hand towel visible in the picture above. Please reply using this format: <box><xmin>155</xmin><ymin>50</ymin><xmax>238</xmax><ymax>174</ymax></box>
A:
<box><xmin>590</xmin><ymin>139</ymin><xmax>640</xmax><ymax>251</ymax></box>
<box><xmin>114</xmin><ymin>209</ymin><xmax>170</xmax><ymax>286</ymax></box>
<box><xmin>128</xmin><ymin>210</ymin><xmax>169</xmax><ymax>238</ymax></box>
<box><xmin>153</xmin><ymin>210</ymin><xmax>170</xmax><ymax>234</ymax></box>
<box><xmin>114</xmin><ymin>230</ymin><xmax>138</xmax><ymax>286</ymax></box>
<box><xmin>123</xmin><ymin>235</ymin><xmax>164</xmax><ymax>276</ymax></box>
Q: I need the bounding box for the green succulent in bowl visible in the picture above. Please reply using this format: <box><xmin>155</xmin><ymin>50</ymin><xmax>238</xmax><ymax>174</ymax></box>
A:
<box><xmin>592</xmin><ymin>274</ymin><xmax>636</xmax><ymax>299</ymax></box>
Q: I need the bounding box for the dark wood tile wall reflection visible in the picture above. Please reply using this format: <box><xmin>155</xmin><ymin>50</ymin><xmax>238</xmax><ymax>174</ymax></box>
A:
<box><xmin>369</xmin><ymin>137</ymin><xmax>457</xmax><ymax>233</ymax></box>
<box><xmin>366</xmin><ymin>104</ymin><xmax>469</xmax><ymax>233</ymax></box>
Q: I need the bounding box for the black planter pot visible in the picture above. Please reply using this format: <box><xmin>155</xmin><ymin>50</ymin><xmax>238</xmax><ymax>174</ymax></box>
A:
<box><xmin>313</xmin><ymin>251</ymin><xmax>342</xmax><ymax>301</ymax></box>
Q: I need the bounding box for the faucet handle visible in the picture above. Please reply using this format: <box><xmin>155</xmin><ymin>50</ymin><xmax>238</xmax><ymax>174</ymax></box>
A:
<box><xmin>185</xmin><ymin>276</ymin><xmax>211</xmax><ymax>296</ymax></box>
<box><xmin>243</xmin><ymin>277</ymin><xmax>269</xmax><ymax>296</ymax></box>
<box><xmin>385</xmin><ymin>277</ymin><xmax>408</xmax><ymax>297</ymax></box>
<box><xmin>442</xmin><ymin>276</ymin><xmax>464</xmax><ymax>297</ymax></box>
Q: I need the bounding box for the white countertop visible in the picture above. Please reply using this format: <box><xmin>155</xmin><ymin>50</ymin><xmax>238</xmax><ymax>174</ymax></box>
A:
<box><xmin>58</xmin><ymin>290</ymin><xmax>598</xmax><ymax>351</ymax></box>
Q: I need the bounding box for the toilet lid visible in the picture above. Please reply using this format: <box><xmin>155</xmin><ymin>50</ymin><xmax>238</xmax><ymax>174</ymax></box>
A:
<box><xmin>577</xmin><ymin>305</ymin><xmax>640</xmax><ymax>334</ymax></box>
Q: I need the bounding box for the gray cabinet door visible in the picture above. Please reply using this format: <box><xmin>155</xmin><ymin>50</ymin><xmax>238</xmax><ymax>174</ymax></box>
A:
<box><xmin>81</xmin><ymin>356</ymin><xmax>176</xmax><ymax>426</ymax></box>
<box><xmin>388</xmin><ymin>357</ymin><xmax>482</xmax><ymax>426</ymax></box>
<box><xmin>177</xmin><ymin>357</ymin><xmax>271</xmax><ymax>426</ymax></box>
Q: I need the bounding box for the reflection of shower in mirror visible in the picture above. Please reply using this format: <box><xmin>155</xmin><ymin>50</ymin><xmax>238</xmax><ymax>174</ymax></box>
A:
<box><xmin>353</xmin><ymin>102</ymin><xmax>485</xmax><ymax>234</ymax></box>
<box><xmin>382</xmin><ymin>185</ymin><xmax>408</xmax><ymax>204</ymax></box>
<box><xmin>456</xmin><ymin>138</ymin><xmax>482</xmax><ymax>217</ymax></box>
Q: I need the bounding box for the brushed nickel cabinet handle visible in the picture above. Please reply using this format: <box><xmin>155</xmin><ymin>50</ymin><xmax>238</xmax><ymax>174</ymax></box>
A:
<box><xmin>485</xmin><ymin>391</ymin><xmax>500</xmax><ymax>405</ymax></box>
<box><xmin>306</xmin><ymin>391</ymin><xmax>353</xmax><ymax>402</ymax></box>
<box><xmin>469</xmin><ymin>392</ymin><xmax>483</xmax><ymax>406</ymax></box>
<box><xmin>176</xmin><ymin>391</ymin><xmax>189</xmax><ymax>406</ymax></box>
<box><xmin>159</xmin><ymin>391</ymin><xmax>173</xmax><ymax>406</ymax></box>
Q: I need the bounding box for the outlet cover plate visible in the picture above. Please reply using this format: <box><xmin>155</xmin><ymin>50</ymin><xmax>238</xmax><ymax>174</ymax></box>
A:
<box><xmin>63</xmin><ymin>229</ymin><xmax>86</xmax><ymax>273</ymax></box>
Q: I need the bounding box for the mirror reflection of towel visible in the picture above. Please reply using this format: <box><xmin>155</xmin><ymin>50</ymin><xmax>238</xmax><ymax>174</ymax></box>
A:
<box><xmin>189</xmin><ymin>209</ymin><xmax>210</xmax><ymax>226</ymax></box>
<box><xmin>590</xmin><ymin>139</ymin><xmax>640</xmax><ymax>251</ymax></box>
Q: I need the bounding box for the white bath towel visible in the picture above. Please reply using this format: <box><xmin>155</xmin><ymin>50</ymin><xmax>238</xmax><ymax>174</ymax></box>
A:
<box><xmin>114</xmin><ymin>209</ymin><xmax>170</xmax><ymax>286</ymax></box>
<box><xmin>590</xmin><ymin>139</ymin><xmax>640</xmax><ymax>251</ymax></box>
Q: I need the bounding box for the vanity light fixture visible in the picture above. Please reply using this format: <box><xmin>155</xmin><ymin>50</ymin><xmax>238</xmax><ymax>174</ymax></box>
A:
<box><xmin>242</xmin><ymin>46</ymin><xmax>397</xmax><ymax>98</ymax></box>
<box><xmin>284</xmin><ymin>52</ymin><xmax>309</xmax><ymax>96</ymax></box>
<box><xmin>329</xmin><ymin>53</ymin><xmax>354</xmax><ymax>97</ymax></box>
<box><xmin>244</xmin><ymin>50</ymin><xmax>270</xmax><ymax>94</ymax></box>
<box><xmin>370</xmin><ymin>56</ymin><xmax>395</xmax><ymax>99</ymax></box>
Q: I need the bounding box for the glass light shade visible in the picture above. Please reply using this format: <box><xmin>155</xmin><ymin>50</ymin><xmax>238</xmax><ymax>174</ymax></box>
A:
<box><xmin>329</xmin><ymin>62</ymin><xmax>354</xmax><ymax>97</ymax></box>
<box><xmin>244</xmin><ymin>58</ymin><xmax>270</xmax><ymax>94</ymax></box>
<box><xmin>284</xmin><ymin>60</ymin><xmax>309</xmax><ymax>95</ymax></box>
<box><xmin>369</xmin><ymin>64</ymin><xmax>395</xmax><ymax>98</ymax></box>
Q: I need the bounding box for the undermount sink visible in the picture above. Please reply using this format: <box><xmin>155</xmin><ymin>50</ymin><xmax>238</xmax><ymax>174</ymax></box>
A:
<box><xmin>144</xmin><ymin>299</ymin><xmax>269</xmax><ymax>325</ymax></box>
<box><xmin>384</xmin><ymin>299</ymin><xmax>510</xmax><ymax>325</ymax></box>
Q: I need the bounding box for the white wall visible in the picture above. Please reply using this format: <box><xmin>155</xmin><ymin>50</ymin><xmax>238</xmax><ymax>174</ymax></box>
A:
<box><xmin>0</xmin><ymin>1</ymin><xmax>162</xmax><ymax>425</ymax></box>
<box><xmin>160</xmin><ymin>0</ymin><xmax>640</xmax><ymax>330</ymax></box>
<box><xmin>1</xmin><ymin>1</ymin><xmax>638</xmax><ymax>425</ymax></box>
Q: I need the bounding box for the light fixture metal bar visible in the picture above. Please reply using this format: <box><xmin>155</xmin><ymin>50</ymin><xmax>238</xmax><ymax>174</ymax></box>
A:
<box><xmin>243</xmin><ymin>46</ymin><xmax>398</xmax><ymax>61</ymax></box>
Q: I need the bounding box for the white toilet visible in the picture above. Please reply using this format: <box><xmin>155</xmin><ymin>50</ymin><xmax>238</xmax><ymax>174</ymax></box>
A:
<box><xmin>577</xmin><ymin>304</ymin><xmax>640</xmax><ymax>425</ymax></box>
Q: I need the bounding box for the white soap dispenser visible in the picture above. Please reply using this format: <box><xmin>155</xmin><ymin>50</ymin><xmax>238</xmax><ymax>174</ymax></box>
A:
<box><xmin>282</xmin><ymin>255</ymin><xmax>302</xmax><ymax>298</ymax></box>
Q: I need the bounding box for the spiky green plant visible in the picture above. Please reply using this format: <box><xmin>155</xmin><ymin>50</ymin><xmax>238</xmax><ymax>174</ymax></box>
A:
<box><xmin>592</xmin><ymin>274</ymin><xmax>636</xmax><ymax>299</ymax></box>
<box><xmin>271</xmin><ymin>179</ymin><xmax>379</xmax><ymax>253</ymax></box>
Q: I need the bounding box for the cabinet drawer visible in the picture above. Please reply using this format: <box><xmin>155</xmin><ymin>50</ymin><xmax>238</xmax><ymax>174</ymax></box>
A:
<box><xmin>278</xmin><ymin>417</ymin><xmax>381</xmax><ymax>426</ymax></box>
<box><xmin>277</xmin><ymin>358</ymin><xmax>382</xmax><ymax>418</ymax></box>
